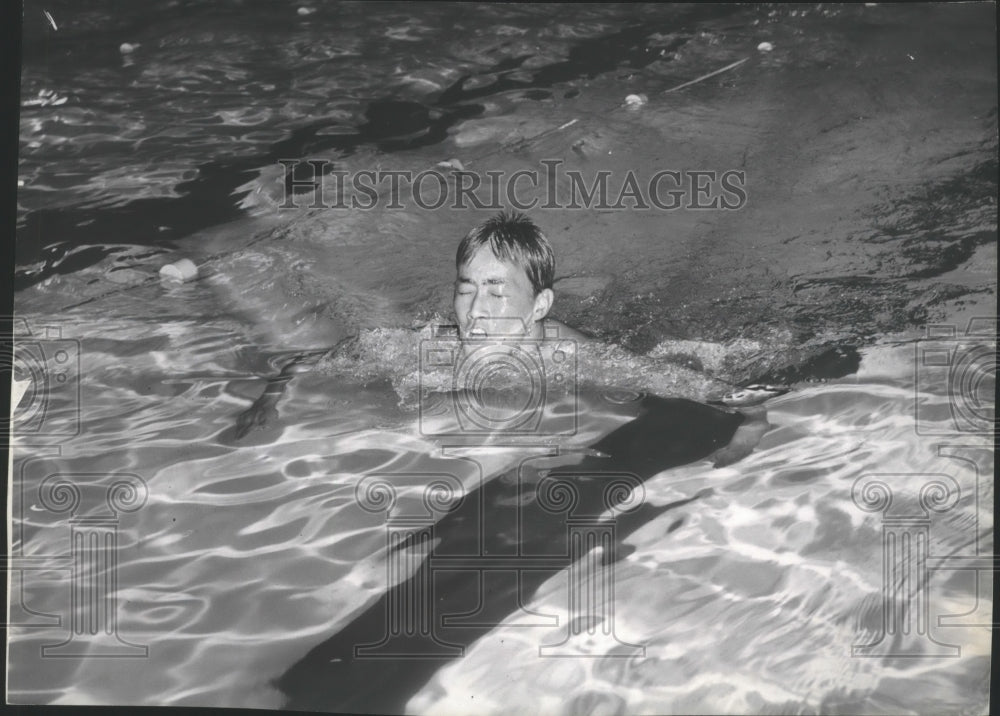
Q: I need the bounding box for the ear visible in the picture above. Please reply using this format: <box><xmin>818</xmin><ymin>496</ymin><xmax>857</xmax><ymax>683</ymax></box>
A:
<box><xmin>532</xmin><ymin>288</ymin><xmax>554</xmax><ymax>321</ymax></box>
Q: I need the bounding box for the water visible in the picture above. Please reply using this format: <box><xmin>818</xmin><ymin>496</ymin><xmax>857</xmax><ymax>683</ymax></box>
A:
<box><xmin>10</xmin><ymin>2</ymin><xmax>996</xmax><ymax>713</ymax></box>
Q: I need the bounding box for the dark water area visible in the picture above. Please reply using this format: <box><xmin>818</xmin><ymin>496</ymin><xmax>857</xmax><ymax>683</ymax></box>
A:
<box><xmin>16</xmin><ymin>2</ymin><xmax>997</xmax><ymax>369</ymax></box>
<box><xmin>15</xmin><ymin>2</ymin><xmax>737</xmax><ymax>287</ymax></box>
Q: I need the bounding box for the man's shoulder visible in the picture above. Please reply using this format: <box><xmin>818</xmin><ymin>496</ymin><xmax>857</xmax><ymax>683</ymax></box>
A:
<box><xmin>545</xmin><ymin>318</ymin><xmax>591</xmax><ymax>343</ymax></box>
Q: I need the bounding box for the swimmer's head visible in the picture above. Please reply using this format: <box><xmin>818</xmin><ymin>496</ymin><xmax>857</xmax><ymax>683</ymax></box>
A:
<box><xmin>454</xmin><ymin>211</ymin><xmax>555</xmax><ymax>342</ymax></box>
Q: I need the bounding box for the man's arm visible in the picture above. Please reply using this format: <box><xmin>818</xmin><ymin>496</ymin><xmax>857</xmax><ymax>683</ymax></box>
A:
<box><xmin>233</xmin><ymin>350</ymin><xmax>325</xmax><ymax>439</ymax></box>
<box><xmin>234</xmin><ymin>337</ymin><xmax>358</xmax><ymax>439</ymax></box>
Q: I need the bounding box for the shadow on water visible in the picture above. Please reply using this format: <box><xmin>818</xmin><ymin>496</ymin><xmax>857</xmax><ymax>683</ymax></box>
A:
<box><xmin>275</xmin><ymin>395</ymin><xmax>742</xmax><ymax>714</ymax></box>
<box><xmin>754</xmin><ymin>344</ymin><xmax>862</xmax><ymax>386</ymax></box>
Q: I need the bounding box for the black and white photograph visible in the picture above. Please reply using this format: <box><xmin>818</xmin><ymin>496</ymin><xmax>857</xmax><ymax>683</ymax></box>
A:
<box><xmin>6</xmin><ymin>2</ymin><xmax>996</xmax><ymax>713</ymax></box>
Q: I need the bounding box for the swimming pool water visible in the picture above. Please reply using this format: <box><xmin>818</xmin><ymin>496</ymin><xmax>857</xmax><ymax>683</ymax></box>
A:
<box><xmin>10</xmin><ymin>2</ymin><xmax>996</xmax><ymax>713</ymax></box>
<box><xmin>8</xmin><ymin>321</ymin><xmax>994</xmax><ymax>712</ymax></box>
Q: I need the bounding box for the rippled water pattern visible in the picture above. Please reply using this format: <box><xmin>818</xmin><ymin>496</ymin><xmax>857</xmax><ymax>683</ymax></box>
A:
<box><xmin>8</xmin><ymin>314</ymin><xmax>993</xmax><ymax>713</ymax></box>
<box><xmin>11</xmin><ymin>1</ymin><xmax>996</xmax><ymax>713</ymax></box>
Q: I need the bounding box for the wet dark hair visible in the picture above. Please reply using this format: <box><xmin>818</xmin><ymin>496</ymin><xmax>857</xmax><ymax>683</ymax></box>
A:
<box><xmin>455</xmin><ymin>211</ymin><xmax>555</xmax><ymax>296</ymax></box>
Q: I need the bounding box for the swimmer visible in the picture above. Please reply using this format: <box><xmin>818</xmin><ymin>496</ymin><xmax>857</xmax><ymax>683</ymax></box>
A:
<box><xmin>234</xmin><ymin>210</ymin><xmax>586</xmax><ymax>438</ymax></box>
<box><xmin>450</xmin><ymin>209</ymin><xmax>589</xmax><ymax>346</ymax></box>
<box><xmin>234</xmin><ymin>210</ymin><xmax>784</xmax><ymax>460</ymax></box>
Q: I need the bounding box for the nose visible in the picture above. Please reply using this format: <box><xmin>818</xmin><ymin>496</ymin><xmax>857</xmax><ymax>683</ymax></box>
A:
<box><xmin>467</xmin><ymin>290</ymin><xmax>489</xmax><ymax>321</ymax></box>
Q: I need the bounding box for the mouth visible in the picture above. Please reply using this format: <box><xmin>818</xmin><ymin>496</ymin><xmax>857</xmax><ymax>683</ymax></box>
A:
<box><xmin>465</xmin><ymin>327</ymin><xmax>488</xmax><ymax>340</ymax></box>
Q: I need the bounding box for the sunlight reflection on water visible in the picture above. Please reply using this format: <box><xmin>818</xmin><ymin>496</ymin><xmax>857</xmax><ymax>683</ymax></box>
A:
<box><xmin>7</xmin><ymin>311</ymin><xmax>993</xmax><ymax>713</ymax></box>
